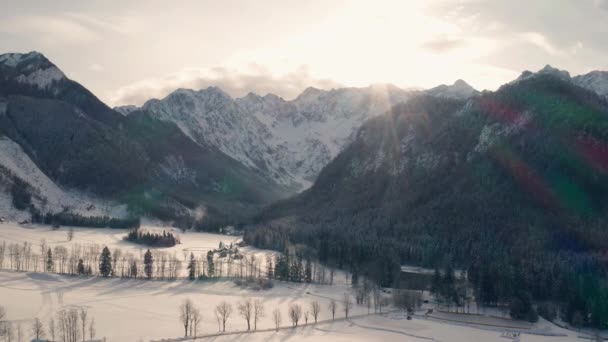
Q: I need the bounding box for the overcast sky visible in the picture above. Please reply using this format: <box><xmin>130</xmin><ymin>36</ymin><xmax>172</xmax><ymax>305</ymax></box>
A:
<box><xmin>1</xmin><ymin>0</ymin><xmax>607</xmax><ymax>106</ymax></box>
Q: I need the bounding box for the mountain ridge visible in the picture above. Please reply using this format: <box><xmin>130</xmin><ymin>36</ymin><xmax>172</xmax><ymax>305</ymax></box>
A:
<box><xmin>0</xmin><ymin>51</ymin><xmax>288</xmax><ymax>228</ymax></box>
<box><xmin>245</xmin><ymin>67</ymin><xmax>608</xmax><ymax>327</ymax></box>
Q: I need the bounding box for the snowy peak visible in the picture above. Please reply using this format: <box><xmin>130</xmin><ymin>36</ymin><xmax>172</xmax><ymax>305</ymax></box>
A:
<box><xmin>573</xmin><ymin>70</ymin><xmax>608</xmax><ymax>98</ymax></box>
<box><xmin>114</xmin><ymin>105</ymin><xmax>139</xmax><ymax>115</ymax></box>
<box><xmin>141</xmin><ymin>84</ymin><xmax>414</xmax><ymax>190</ymax></box>
<box><xmin>426</xmin><ymin>79</ymin><xmax>479</xmax><ymax>99</ymax></box>
<box><xmin>537</xmin><ymin>64</ymin><xmax>571</xmax><ymax>80</ymax></box>
<box><xmin>0</xmin><ymin>51</ymin><xmax>65</xmax><ymax>90</ymax></box>
<box><xmin>0</xmin><ymin>51</ymin><xmax>47</xmax><ymax>67</ymax></box>
<box><xmin>515</xmin><ymin>65</ymin><xmax>571</xmax><ymax>83</ymax></box>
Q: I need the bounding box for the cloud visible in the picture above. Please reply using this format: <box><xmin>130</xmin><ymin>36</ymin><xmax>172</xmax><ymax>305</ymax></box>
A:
<box><xmin>518</xmin><ymin>32</ymin><xmax>564</xmax><ymax>56</ymax></box>
<box><xmin>421</xmin><ymin>37</ymin><xmax>466</xmax><ymax>53</ymax></box>
<box><xmin>109</xmin><ymin>64</ymin><xmax>343</xmax><ymax>106</ymax></box>
<box><xmin>89</xmin><ymin>63</ymin><xmax>104</xmax><ymax>72</ymax></box>
<box><xmin>0</xmin><ymin>15</ymin><xmax>100</xmax><ymax>45</ymax></box>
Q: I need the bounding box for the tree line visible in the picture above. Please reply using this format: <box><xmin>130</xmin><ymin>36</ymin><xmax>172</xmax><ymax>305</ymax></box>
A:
<box><xmin>0</xmin><ymin>237</ymin><xmax>336</xmax><ymax>285</ymax></box>
<box><xmin>174</xmin><ymin>287</ymin><xmax>416</xmax><ymax>338</ymax></box>
<box><xmin>0</xmin><ymin>305</ymin><xmax>98</xmax><ymax>342</ymax></box>
<box><xmin>124</xmin><ymin>228</ymin><xmax>179</xmax><ymax>247</ymax></box>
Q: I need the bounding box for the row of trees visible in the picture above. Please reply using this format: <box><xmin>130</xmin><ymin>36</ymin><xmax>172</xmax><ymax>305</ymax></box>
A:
<box><xmin>31</xmin><ymin>212</ymin><xmax>140</xmax><ymax>229</ymax></box>
<box><xmin>0</xmin><ymin>236</ymin><xmax>345</xmax><ymax>287</ymax></box>
<box><xmin>0</xmin><ymin>239</ymin><xmax>268</xmax><ymax>281</ymax></box>
<box><xmin>0</xmin><ymin>305</ymin><xmax>97</xmax><ymax>342</ymax></box>
<box><xmin>177</xmin><ymin>291</ymin><xmax>388</xmax><ymax>338</ymax></box>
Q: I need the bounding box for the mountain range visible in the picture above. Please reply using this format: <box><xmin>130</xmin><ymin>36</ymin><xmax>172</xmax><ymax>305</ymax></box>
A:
<box><xmin>246</xmin><ymin>64</ymin><xmax>608</xmax><ymax>326</ymax></box>
<box><xmin>2</xmin><ymin>51</ymin><xmax>608</xmax><ymax>231</ymax></box>
<box><xmin>0</xmin><ymin>52</ymin><xmax>285</xmax><ymax>226</ymax></box>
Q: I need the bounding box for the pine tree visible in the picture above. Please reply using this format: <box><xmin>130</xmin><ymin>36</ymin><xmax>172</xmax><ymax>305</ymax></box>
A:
<box><xmin>144</xmin><ymin>249</ymin><xmax>153</xmax><ymax>279</ymax></box>
<box><xmin>187</xmin><ymin>253</ymin><xmax>196</xmax><ymax>280</ymax></box>
<box><xmin>267</xmin><ymin>260</ymin><xmax>274</xmax><ymax>279</ymax></box>
<box><xmin>207</xmin><ymin>251</ymin><xmax>215</xmax><ymax>277</ymax></box>
<box><xmin>46</xmin><ymin>248</ymin><xmax>53</xmax><ymax>272</ymax></box>
<box><xmin>129</xmin><ymin>260</ymin><xmax>138</xmax><ymax>278</ymax></box>
<box><xmin>77</xmin><ymin>259</ymin><xmax>85</xmax><ymax>275</ymax></box>
<box><xmin>431</xmin><ymin>267</ymin><xmax>441</xmax><ymax>294</ymax></box>
<box><xmin>99</xmin><ymin>246</ymin><xmax>112</xmax><ymax>277</ymax></box>
<box><xmin>305</xmin><ymin>260</ymin><xmax>312</xmax><ymax>283</ymax></box>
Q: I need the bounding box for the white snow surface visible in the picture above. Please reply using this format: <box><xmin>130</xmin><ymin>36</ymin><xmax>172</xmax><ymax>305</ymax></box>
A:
<box><xmin>15</xmin><ymin>66</ymin><xmax>65</xmax><ymax>90</ymax></box>
<box><xmin>425</xmin><ymin>79</ymin><xmax>479</xmax><ymax>99</ymax></box>
<box><xmin>0</xmin><ymin>223</ymin><xmax>582</xmax><ymax>342</ymax></box>
<box><xmin>0</xmin><ymin>53</ymin><xmax>25</xmax><ymax>67</ymax></box>
<box><xmin>137</xmin><ymin>85</ymin><xmax>412</xmax><ymax>190</ymax></box>
<box><xmin>0</xmin><ymin>137</ymin><xmax>127</xmax><ymax>219</ymax></box>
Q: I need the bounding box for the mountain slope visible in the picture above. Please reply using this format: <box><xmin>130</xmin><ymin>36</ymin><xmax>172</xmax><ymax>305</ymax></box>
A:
<box><xmin>136</xmin><ymin>84</ymin><xmax>414</xmax><ymax>190</ymax></box>
<box><xmin>573</xmin><ymin>70</ymin><xmax>608</xmax><ymax>98</ymax></box>
<box><xmin>0</xmin><ymin>52</ymin><xmax>286</xmax><ymax>227</ymax></box>
<box><xmin>246</xmin><ymin>67</ymin><xmax>608</xmax><ymax>326</ymax></box>
<box><xmin>425</xmin><ymin>79</ymin><xmax>479</xmax><ymax>99</ymax></box>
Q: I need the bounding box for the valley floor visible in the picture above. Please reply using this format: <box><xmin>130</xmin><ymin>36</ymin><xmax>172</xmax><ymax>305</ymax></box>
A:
<box><xmin>0</xmin><ymin>223</ymin><xmax>584</xmax><ymax>342</ymax></box>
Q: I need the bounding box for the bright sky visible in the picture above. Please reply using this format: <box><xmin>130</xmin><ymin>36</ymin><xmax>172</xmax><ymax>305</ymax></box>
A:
<box><xmin>1</xmin><ymin>0</ymin><xmax>607</xmax><ymax>106</ymax></box>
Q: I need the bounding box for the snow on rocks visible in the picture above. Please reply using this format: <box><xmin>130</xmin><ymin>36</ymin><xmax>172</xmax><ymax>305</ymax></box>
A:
<box><xmin>15</xmin><ymin>65</ymin><xmax>65</xmax><ymax>90</ymax></box>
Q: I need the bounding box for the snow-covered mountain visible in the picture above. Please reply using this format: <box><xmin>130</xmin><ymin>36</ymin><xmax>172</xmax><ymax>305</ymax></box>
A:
<box><xmin>0</xmin><ymin>51</ymin><xmax>287</xmax><ymax>226</ymax></box>
<box><xmin>0</xmin><ymin>51</ymin><xmax>66</xmax><ymax>91</ymax></box>
<box><xmin>511</xmin><ymin>65</ymin><xmax>608</xmax><ymax>100</ymax></box>
<box><xmin>136</xmin><ymin>84</ymin><xmax>414</xmax><ymax>189</ymax></box>
<box><xmin>573</xmin><ymin>71</ymin><xmax>608</xmax><ymax>99</ymax></box>
<box><xmin>425</xmin><ymin>79</ymin><xmax>479</xmax><ymax>99</ymax></box>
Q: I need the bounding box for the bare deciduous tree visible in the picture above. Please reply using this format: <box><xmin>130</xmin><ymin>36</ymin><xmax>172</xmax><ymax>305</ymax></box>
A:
<box><xmin>31</xmin><ymin>317</ymin><xmax>45</xmax><ymax>340</ymax></box>
<box><xmin>0</xmin><ymin>305</ymin><xmax>5</xmax><ymax>321</ymax></box>
<box><xmin>179</xmin><ymin>299</ymin><xmax>194</xmax><ymax>337</ymax></box>
<box><xmin>16</xmin><ymin>322</ymin><xmax>23</xmax><ymax>342</ymax></box>
<box><xmin>343</xmin><ymin>292</ymin><xmax>352</xmax><ymax>318</ymax></box>
<box><xmin>215</xmin><ymin>301</ymin><xmax>232</xmax><ymax>332</ymax></box>
<box><xmin>57</xmin><ymin>308</ymin><xmax>80</xmax><ymax>342</ymax></box>
<box><xmin>80</xmin><ymin>307</ymin><xmax>88</xmax><ymax>340</ymax></box>
<box><xmin>4</xmin><ymin>322</ymin><xmax>15</xmax><ymax>342</ymax></box>
<box><xmin>328</xmin><ymin>299</ymin><xmax>337</xmax><ymax>320</ymax></box>
<box><xmin>237</xmin><ymin>297</ymin><xmax>253</xmax><ymax>330</ymax></box>
<box><xmin>89</xmin><ymin>318</ymin><xmax>96</xmax><ymax>340</ymax></box>
<box><xmin>49</xmin><ymin>317</ymin><xmax>56</xmax><ymax>342</ymax></box>
<box><xmin>304</xmin><ymin>311</ymin><xmax>309</xmax><ymax>325</ymax></box>
<box><xmin>272</xmin><ymin>309</ymin><xmax>282</xmax><ymax>332</ymax></box>
<box><xmin>289</xmin><ymin>303</ymin><xmax>302</xmax><ymax>327</ymax></box>
<box><xmin>310</xmin><ymin>301</ymin><xmax>321</xmax><ymax>323</ymax></box>
<box><xmin>190</xmin><ymin>308</ymin><xmax>201</xmax><ymax>338</ymax></box>
<box><xmin>253</xmin><ymin>299</ymin><xmax>264</xmax><ymax>330</ymax></box>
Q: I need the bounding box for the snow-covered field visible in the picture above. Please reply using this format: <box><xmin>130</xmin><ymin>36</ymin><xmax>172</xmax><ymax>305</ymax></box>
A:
<box><xmin>0</xmin><ymin>223</ymin><xmax>582</xmax><ymax>342</ymax></box>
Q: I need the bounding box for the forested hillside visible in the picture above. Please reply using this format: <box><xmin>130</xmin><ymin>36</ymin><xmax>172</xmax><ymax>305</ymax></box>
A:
<box><xmin>246</xmin><ymin>71</ymin><xmax>608</xmax><ymax>328</ymax></box>
<box><xmin>0</xmin><ymin>52</ymin><xmax>288</xmax><ymax>227</ymax></box>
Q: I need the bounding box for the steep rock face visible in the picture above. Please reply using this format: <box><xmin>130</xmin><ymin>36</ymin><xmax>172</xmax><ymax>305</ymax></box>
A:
<box><xmin>139</xmin><ymin>84</ymin><xmax>414</xmax><ymax>189</ymax></box>
<box><xmin>425</xmin><ymin>79</ymin><xmax>479</xmax><ymax>99</ymax></box>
